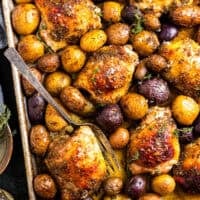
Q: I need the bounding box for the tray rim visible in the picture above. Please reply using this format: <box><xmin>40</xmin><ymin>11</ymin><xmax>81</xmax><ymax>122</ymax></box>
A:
<box><xmin>2</xmin><ymin>0</ymin><xmax>36</xmax><ymax>199</ymax></box>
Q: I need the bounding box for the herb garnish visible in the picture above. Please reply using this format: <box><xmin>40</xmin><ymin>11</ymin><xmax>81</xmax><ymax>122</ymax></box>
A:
<box><xmin>131</xmin><ymin>14</ymin><xmax>144</xmax><ymax>34</ymax></box>
<box><xmin>0</xmin><ymin>105</ymin><xmax>11</xmax><ymax>134</ymax></box>
<box><xmin>129</xmin><ymin>151</ymin><xmax>140</xmax><ymax>163</ymax></box>
<box><xmin>173</xmin><ymin>127</ymin><xmax>193</xmax><ymax>137</ymax></box>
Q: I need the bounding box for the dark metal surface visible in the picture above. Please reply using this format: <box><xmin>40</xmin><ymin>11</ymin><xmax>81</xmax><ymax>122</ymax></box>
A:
<box><xmin>0</xmin><ymin>2</ymin><xmax>28</xmax><ymax>199</ymax></box>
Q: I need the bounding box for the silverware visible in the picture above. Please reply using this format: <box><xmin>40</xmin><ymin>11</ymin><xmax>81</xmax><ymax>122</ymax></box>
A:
<box><xmin>4</xmin><ymin>47</ymin><xmax>120</xmax><ymax>173</ymax></box>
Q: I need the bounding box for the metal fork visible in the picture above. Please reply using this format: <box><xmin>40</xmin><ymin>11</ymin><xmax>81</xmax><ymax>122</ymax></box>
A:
<box><xmin>4</xmin><ymin>47</ymin><xmax>120</xmax><ymax>173</ymax></box>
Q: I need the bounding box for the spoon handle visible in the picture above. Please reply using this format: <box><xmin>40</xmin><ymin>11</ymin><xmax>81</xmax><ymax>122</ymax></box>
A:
<box><xmin>4</xmin><ymin>47</ymin><xmax>76</xmax><ymax>125</ymax></box>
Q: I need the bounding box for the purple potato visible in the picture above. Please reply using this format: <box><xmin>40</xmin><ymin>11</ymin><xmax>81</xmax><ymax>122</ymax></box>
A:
<box><xmin>27</xmin><ymin>93</ymin><xmax>46</xmax><ymax>124</ymax></box>
<box><xmin>159</xmin><ymin>24</ymin><xmax>178</xmax><ymax>41</ymax></box>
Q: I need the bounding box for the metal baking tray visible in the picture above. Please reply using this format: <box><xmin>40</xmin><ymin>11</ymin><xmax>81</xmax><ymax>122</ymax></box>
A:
<box><xmin>2</xmin><ymin>0</ymin><xmax>37</xmax><ymax>199</ymax></box>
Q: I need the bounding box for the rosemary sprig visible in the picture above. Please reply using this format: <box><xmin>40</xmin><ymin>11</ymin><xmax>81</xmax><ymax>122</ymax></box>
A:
<box><xmin>0</xmin><ymin>105</ymin><xmax>11</xmax><ymax>137</ymax></box>
<box><xmin>131</xmin><ymin>14</ymin><xmax>144</xmax><ymax>34</ymax></box>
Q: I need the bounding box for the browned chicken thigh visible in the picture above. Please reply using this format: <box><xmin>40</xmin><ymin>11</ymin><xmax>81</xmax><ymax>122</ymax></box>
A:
<box><xmin>75</xmin><ymin>45</ymin><xmax>139</xmax><ymax>104</ymax></box>
<box><xmin>128</xmin><ymin>106</ymin><xmax>180</xmax><ymax>175</ymax></box>
<box><xmin>45</xmin><ymin>126</ymin><xmax>107</xmax><ymax>200</ymax></box>
<box><xmin>35</xmin><ymin>0</ymin><xmax>102</xmax><ymax>50</ymax></box>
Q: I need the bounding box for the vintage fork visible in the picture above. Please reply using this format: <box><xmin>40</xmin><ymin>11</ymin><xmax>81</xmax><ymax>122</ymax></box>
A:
<box><xmin>4</xmin><ymin>47</ymin><xmax>120</xmax><ymax>174</ymax></box>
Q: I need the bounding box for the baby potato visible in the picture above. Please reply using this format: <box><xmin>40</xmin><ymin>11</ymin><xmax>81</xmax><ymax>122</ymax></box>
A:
<box><xmin>103</xmin><ymin>194</ymin><xmax>131</xmax><ymax>200</ymax></box>
<box><xmin>60</xmin><ymin>86</ymin><xmax>95</xmax><ymax>116</ymax></box>
<box><xmin>134</xmin><ymin>59</ymin><xmax>148</xmax><ymax>80</ymax></box>
<box><xmin>171</xmin><ymin>5</ymin><xmax>200</xmax><ymax>27</ymax></box>
<box><xmin>12</xmin><ymin>4</ymin><xmax>40</xmax><ymax>35</ymax></box>
<box><xmin>172</xmin><ymin>95</ymin><xmax>199</xmax><ymax>125</ymax></box>
<box><xmin>106</xmin><ymin>23</ymin><xmax>130</xmax><ymax>45</ymax></box>
<box><xmin>80</xmin><ymin>30</ymin><xmax>107</xmax><ymax>52</ymax></box>
<box><xmin>146</xmin><ymin>54</ymin><xmax>167</xmax><ymax>72</ymax></box>
<box><xmin>15</xmin><ymin>0</ymin><xmax>33</xmax><ymax>3</ymax></box>
<box><xmin>33</xmin><ymin>174</ymin><xmax>57</xmax><ymax>199</ymax></box>
<box><xmin>103</xmin><ymin>1</ymin><xmax>123</xmax><ymax>23</ymax></box>
<box><xmin>104</xmin><ymin>177</ymin><xmax>123</xmax><ymax>196</ymax></box>
<box><xmin>131</xmin><ymin>30</ymin><xmax>160</xmax><ymax>56</ymax></box>
<box><xmin>17</xmin><ymin>35</ymin><xmax>45</xmax><ymax>63</ymax></box>
<box><xmin>120</xmin><ymin>93</ymin><xmax>148</xmax><ymax>120</ymax></box>
<box><xmin>196</xmin><ymin>27</ymin><xmax>200</xmax><ymax>44</ymax></box>
<box><xmin>139</xmin><ymin>193</ymin><xmax>161</xmax><ymax>200</ymax></box>
<box><xmin>37</xmin><ymin>53</ymin><xmax>60</xmax><ymax>73</ymax></box>
<box><xmin>109</xmin><ymin>127</ymin><xmax>130</xmax><ymax>149</ymax></box>
<box><xmin>143</xmin><ymin>13</ymin><xmax>161</xmax><ymax>31</ymax></box>
<box><xmin>44</xmin><ymin>71</ymin><xmax>71</xmax><ymax>96</ymax></box>
<box><xmin>151</xmin><ymin>174</ymin><xmax>176</xmax><ymax>196</ymax></box>
<box><xmin>61</xmin><ymin>45</ymin><xmax>86</xmax><ymax>73</ymax></box>
<box><xmin>21</xmin><ymin>67</ymin><xmax>42</xmax><ymax>96</ymax></box>
<box><xmin>30</xmin><ymin>124</ymin><xmax>50</xmax><ymax>156</ymax></box>
<box><xmin>45</xmin><ymin>103</ymin><xmax>68</xmax><ymax>132</ymax></box>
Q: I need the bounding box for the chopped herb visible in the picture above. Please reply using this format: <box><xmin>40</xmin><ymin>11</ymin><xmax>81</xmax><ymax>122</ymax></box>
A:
<box><xmin>96</xmin><ymin>103</ymin><xmax>105</xmax><ymax>108</ymax></box>
<box><xmin>91</xmin><ymin>77</ymin><xmax>96</xmax><ymax>83</ymax></box>
<box><xmin>143</xmin><ymin>73</ymin><xmax>152</xmax><ymax>80</ymax></box>
<box><xmin>93</xmin><ymin>67</ymin><xmax>99</xmax><ymax>74</ymax></box>
<box><xmin>129</xmin><ymin>151</ymin><xmax>140</xmax><ymax>163</ymax></box>
<box><xmin>71</xmin><ymin>73</ymin><xmax>78</xmax><ymax>80</ymax></box>
<box><xmin>0</xmin><ymin>105</ymin><xmax>11</xmax><ymax>137</ymax></box>
<box><xmin>40</xmin><ymin>24</ymin><xmax>47</xmax><ymax>30</ymax></box>
<box><xmin>131</xmin><ymin>14</ymin><xmax>144</xmax><ymax>34</ymax></box>
<box><xmin>173</xmin><ymin>127</ymin><xmax>193</xmax><ymax>137</ymax></box>
<box><xmin>157</xmin><ymin>123</ymin><xmax>167</xmax><ymax>135</ymax></box>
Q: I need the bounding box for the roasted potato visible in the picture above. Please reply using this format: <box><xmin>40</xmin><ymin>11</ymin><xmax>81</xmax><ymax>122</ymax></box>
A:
<box><xmin>139</xmin><ymin>193</ymin><xmax>161</xmax><ymax>200</ymax></box>
<box><xmin>103</xmin><ymin>1</ymin><xmax>123</xmax><ymax>22</ymax></box>
<box><xmin>143</xmin><ymin>13</ymin><xmax>161</xmax><ymax>31</ymax></box>
<box><xmin>172</xmin><ymin>95</ymin><xmax>199</xmax><ymax>125</ymax></box>
<box><xmin>60</xmin><ymin>86</ymin><xmax>95</xmax><ymax>116</ymax></box>
<box><xmin>103</xmin><ymin>194</ymin><xmax>131</xmax><ymax>200</ymax></box>
<box><xmin>45</xmin><ymin>103</ymin><xmax>68</xmax><ymax>132</ymax></box>
<box><xmin>44</xmin><ymin>71</ymin><xmax>71</xmax><ymax>96</ymax></box>
<box><xmin>30</xmin><ymin>124</ymin><xmax>50</xmax><ymax>156</ymax></box>
<box><xmin>21</xmin><ymin>67</ymin><xmax>42</xmax><ymax>96</ymax></box>
<box><xmin>17</xmin><ymin>35</ymin><xmax>45</xmax><ymax>63</ymax></box>
<box><xmin>80</xmin><ymin>30</ymin><xmax>107</xmax><ymax>52</ymax></box>
<box><xmin>131</xmin><ymin>31</ymin><xmax>160</xmax><ymax>56</ymax></box>
<box><xmin>61</xmin><ymin>45</ymin><xmax>86</xmax><ymax>73</ymax></box>
<box><xmin>33</xmin><ymin>174</ymin><xmax>57</xmax><ymax>199</ymax></box>
<box><xmin>37</xmin><ymin>53</ymin><xmax>60</xmax><ymax>73</ymax></box>
<box><xmin>104</xmin><ymin>177</ymin><xmax>123</xmax><ymax>196</ymax></box>
<box><xmin>120</xmin><ymin>92</ymin><xmax>148</xmax><ymax>120</ymax></box>
<box><xmin>196</xmin><ymin>27</ymin><xmax>200</xmax><ymax>44</ymax></box>
<box><xmin>12</xmin><ymin>4</ymin><xmax>40</xmax><ymax>35</ymax></box>
<box><xmin>171</xmin><ymin>5</ymin><xmax>200</xmax><ymax>27</ymax></box>
<box><xmin>134</xmin><ymin>59</ymin><xmax>148</xmax><ymax>80</ymax></box>
<box><xmin>106</xmin><ymin>23</ymin><xmax>130</xmax><ymax>45</ymax></box>
<box><xmin>15</xmin><ymin>0</ymin><xmax>33</xmax><ymax>3</ymax></box>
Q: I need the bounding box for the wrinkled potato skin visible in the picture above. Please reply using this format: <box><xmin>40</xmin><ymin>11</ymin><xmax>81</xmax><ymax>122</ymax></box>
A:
<box><xmin>61</xmin><ymin>45</ymin><xmax>86</xmax><ymax>73</ymax></box>
<box><xmin>80</xmin><ymin>30</ymin><xmax>107</xmax><ymax>52</ymax></box>
<box><xmin>60</xmin><ymin>86</ymin><xmax>95</xmax><ymax>116</ymax></box>
<box><xmin>120</xmin><ymin>93</ymin><xmax>148</xmax><ymax>120</ymax></box>
<box><xmin>134</xmin><ymin>59</ymin><xmax>148</xmax><ymax>80</ymax></box>
<box><xmin>106</xmin><ymin>23</ymin><xmax>130</xmax><ymax>45</ymax></box>
<box><xmin>12</xmin><ymin>4</ymin><xmax>40</xmax><ymax>35</ymax></box>
<box><xmin>103</xmin><ymin>1</ymin><xmax>123</xmax><ymax>23</ymax></box>
<box><xmin>15</xmin><ymin>0</ymin><xmax>33</xmax><ymax>3</ymax></box>
<box><xmin>33</xmin><ymin>174</ymin><xmax>57</xmax><ymax>199</ymax></box>
<box><xmin>44</xmin><ymin>71</ymin><xmax>71</xmax><ymax>96</ymax></box>
<box><xmin>143</xmin><ymin>13</ymin><xmax>161</xmax><ymax>31</ymax></box>
<box><xmin>131</xmin><ymin>31</ymin><xmax>160</xmax><ymax>56</ymax></box>
<box><xmin>21</xmin><ymin>67</ymin><xmax>42</xmax><ymax>96</ymax></box>
<box><xmin>146</xmin><ymin>54</ymin><xmax>167</xmax><ymax>72</ymax></box>
<box><xmin>30</xmin><ymin>125</ymin><xmax>50</xmax><ymax>156</ymax></box>
<box><xmin>37</xmin><ymin>53</ymin><xmax>60</xmax><ymax>73</ymax></box>
<box><xmin>17</xmin><ymin>35</ymin><xmax>44</xmax><ymax>63</ymax></box>
<box><xmin>171</xmin><ymin>5</ymin><xmax>200</xmax><ymax>27</ymax></box>
<box><xmin>104</xmin><ymin>177</ymin><xmax>123</xmax><ymax>196</ymax></box>
<box><xmin>45</xmin><ymin>104</ymin><xmax>68</xmax><ymax>132</ymax></box>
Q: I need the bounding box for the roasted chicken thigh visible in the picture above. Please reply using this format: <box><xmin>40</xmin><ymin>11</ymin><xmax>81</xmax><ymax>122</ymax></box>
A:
<box><xmin>128</xmin><ymin>106</ymin><xmax>180</xmax><ymax>175</ymax></box>
<box><xmin>45</xmin><ymin>126</ymin><xmax>107</xmax><ymax>200</ymax></box>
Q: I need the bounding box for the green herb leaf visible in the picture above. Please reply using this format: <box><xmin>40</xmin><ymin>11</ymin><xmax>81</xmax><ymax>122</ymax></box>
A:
<box><xmin>131</xmin><ymin>14</ymin><xmax>144</xmax><ymax>34</ymax></box>
<box><xmin>143</xmin><ymin>73</ymin><xmax>152</xmax><ymax>80</ymax></box>
<box><xmin>173</xmin><ymin>127</ymin><xmax>193</xmax><ymax>137</ymax></box>
<box><xmin>129</xmin><ymin>151</ymin><xmax>140</xmax><ymax>163</ymax></box>
<box><xmin>0</xmin><ymin>105</ymin><xmax>11</xmax><ymax>132</ymax></box>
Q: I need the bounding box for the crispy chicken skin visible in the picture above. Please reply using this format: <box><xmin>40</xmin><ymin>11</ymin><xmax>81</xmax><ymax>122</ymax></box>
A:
<box><xmin>45</xmin><ymin>126</ymin><xmax>106</xmax><ymax>200</ymax></box>
<box><xmin>35</xmin><ymin>0</ymin><xmax>102</xmax><ymax>47</ymax></box>
<box><xmin>159</xmin><ymin>33</ymin><xmax>200</xmax><ymax>100</ymax></box>
<box><xmin>74</xmin><ymin>45</ymin><xmax>138</xmax><ymax>104</ymax></box>
<box><xmin>128</xmin><ymin>106</ymin><xmax>180</xmax><ymax>175</ymax></box>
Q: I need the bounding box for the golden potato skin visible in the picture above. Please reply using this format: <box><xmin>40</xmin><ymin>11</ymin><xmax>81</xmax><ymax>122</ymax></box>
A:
<box><xmin>120</xmin><ymin>93</ymin><xmax>148</xmax><ymax>120</ymax></box>
<box><xmin>15</xmin><ymin>0</ymin><xmax>33</xmax><ymax>4</ymax></box>
<box><xmin>45</xmin><ymin>104</ymin><xmax>68</xmax><ymax>132</ymax></box>
<box><xmin>60</xmin><ymin>86</ymin><xmax>95</xmax><ymax>116</ymax></box>
<box><xmin>104</xmin><ymin>177</ymin><xmax>123</xmax><ymax>196</ymax></box>
<box><xmin>12</xmin><ymin>4</ymin><xmax>40</xmax><ymax>35</ymax></box>
<box><xmin>109</xmin><ymin>127</ymin><xmax>130</xmax><ymax>149</ymax></box>
<box><xmin>103</xmin><ymin>194</ymin><xmax>131</xmax><ymax>200</ymax></box>
<box><xmin>131</xmin><ymin>31</ymin><xmax>160</xmax><ymax>56</ymax></box>
<box><xmin>172</xmin><ymin>95</ymin><xmax>199</xmax><ymax>125</ymax></box>
<box><xmin>134</xmin><ymin>59</ymin><xmax>148</xmax><ymax>80</ymax></box>
<box><xmin>143</xmin><ymin>13</ymin><xmax>161</xmax><ymax>31</ymax></box>
<box><xmin>171</xmin><ymin>5</ymin><xmax>200</xmax><ymax>27</ymax></box>
<box><xmin>21</xmin><ymin>67</ymin><xmax>42</xmax><ymax>96</ymax></box>
<box><xmin>151</xmin><ymin>174</ymin><xmax>176</xmax><ymax>196</ymax></box>
<box><xmin>106</xmin><ymin>23</ymin><xmax>130</xmax><ymax>45</ymax></box>
<box><xmin>80</xmin><ymin>30</ymin><xmax>107</xmax><ymax>52</ymax></box>
<box><xmin>44</xmin><ymin>71</ymin><xmax>71</xmax><ymax>96</ymax></box>
<box><xmin>37</xmin><ymin>53</ymin><xmax>60</xmax><ymax>73</ymax></box>
<box><xmin>139</xmin><ymin>193</ymin><xmax>161</xmax><ymax>200</ymax></box>
<box><xmin>30</xmin><ymin>124</ymin><xmax>50</xmax><ymax>156</ymax></box>
<box><xmin>33</xmin><ymin>174</ymin><xmax>57</xmax><ymax>199</ymax></box>
<box><xmin>103</xmin><ymin>1</ymin><xmax>123</xmax><ymax>22</ymax></box>
<box><xmin>17</xmin><ymin>35</ymin><xmax>44</xmax><ymax>63</ymax></box>
<box><xmin>61</xmin><ymin>45</ymin><xmax>86</xmax><ymax>73</ymax></box>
